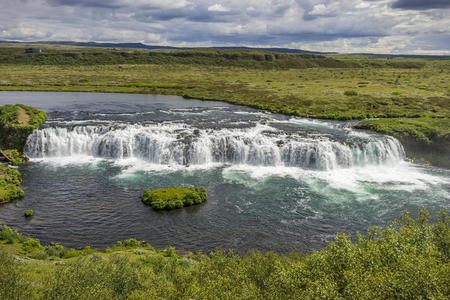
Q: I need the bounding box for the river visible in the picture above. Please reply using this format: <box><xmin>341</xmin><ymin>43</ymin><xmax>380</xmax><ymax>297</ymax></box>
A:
<box><xmin>0</xmin><ymin>91</ymin><xmax>448</xmax><ymax>252</ymax></box>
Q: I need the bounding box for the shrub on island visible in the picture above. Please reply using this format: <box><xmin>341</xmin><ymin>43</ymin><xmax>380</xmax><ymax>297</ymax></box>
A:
<box><xmin>24</xmin><ymin>209</ymin><xmax>33</xmax><ymax>218</ymax></box>
<box><xmin>142</xmin><ymin>187</ymin><xmax>207</xmax><ymax>210</ymax></box>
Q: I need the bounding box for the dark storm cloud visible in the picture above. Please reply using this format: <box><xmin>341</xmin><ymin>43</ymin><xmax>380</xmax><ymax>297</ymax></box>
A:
<box><xmin>392</xmin><ymin>0</ymin><xmax>450</xmax><ymax>10</ymax></box>
<box><xmin>46</xmin><ymin>0</ymin><xmax>123</xmax><ymax>8</ymax></box>
<box><xmin>133</xmin><ymin>6</ymin><xmax>236</xmax><ymax>23</ymax></box>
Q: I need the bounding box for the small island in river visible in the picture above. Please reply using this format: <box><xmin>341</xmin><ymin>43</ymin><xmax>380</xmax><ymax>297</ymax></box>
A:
<box><xmin>142</xmin><ymin>187</ymin><xmax>207</xmax><ymax>210</ymax></box>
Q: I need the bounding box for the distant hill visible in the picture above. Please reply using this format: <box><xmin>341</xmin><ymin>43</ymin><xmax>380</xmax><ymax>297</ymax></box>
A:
<box><xmin>0</xmin><ymin>40</ymin><xmax>332</xmax><ymax>54</ymax></box>
<box><xmin>0</xmin><ymin>40</ymin><xmax>446</xmax><ymax>59</ymax></box>
<box><xmin>345</xmin><ymin>53</ymin><xmax>450</xmax><ymax>59</ymax></box>
<box><xmin>0</xmin><ymin>46</ymin><xmax>357</xmax><ymax>69</ymax></box>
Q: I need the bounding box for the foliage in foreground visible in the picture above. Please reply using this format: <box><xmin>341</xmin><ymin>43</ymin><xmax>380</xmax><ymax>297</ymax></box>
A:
<box><xmin>0</xmin><ymin>210</ymin><xmax>448</xmax><ymax>299</ymax></box>
<box><xmin>142</xmin><ymin>187</ymin><xmax>207</xmax><ymax>210</ymax></box>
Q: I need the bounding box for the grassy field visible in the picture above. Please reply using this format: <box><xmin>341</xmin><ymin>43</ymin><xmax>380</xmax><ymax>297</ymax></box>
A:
<box><xmin>0</xmin><ymin>210</ymin><xmax>448</xmax><ymax>299</ymax></box>
<box><xmin>0</xmin><ymin>48</ymin><xmax>448</xmax><ymax>165</ymax></box>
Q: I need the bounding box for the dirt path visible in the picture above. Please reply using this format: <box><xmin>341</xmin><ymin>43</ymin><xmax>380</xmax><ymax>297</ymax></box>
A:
<box><xmin>17</xmin><ymin>106</ymin><xmax>30</xmax><ymax>126</ymax></box>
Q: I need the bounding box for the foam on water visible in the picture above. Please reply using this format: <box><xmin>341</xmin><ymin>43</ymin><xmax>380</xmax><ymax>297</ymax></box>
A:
<box><xmin>24</xmin><ymin>122</ymin><xmax>405</xmax><ymax>171</ymax></box>
<box><xmin>222</xmin><ymin>162</ymin><xmax>450</xmax><ymax>202</ymax></box>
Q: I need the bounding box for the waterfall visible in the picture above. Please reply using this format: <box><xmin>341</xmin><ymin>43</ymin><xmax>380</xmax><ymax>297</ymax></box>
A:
<box><xmin>24</xmin><ymin>123</ymin><xmax>405</xmax><ymax>170</ymax></box>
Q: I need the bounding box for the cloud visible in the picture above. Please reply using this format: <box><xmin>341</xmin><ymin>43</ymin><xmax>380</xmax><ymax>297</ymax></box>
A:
<box><xmin>47</xmin><ymin>0</ymin><xmax>124</xmax><ymax>8</ymax></box>
<box><xmin>0</xmin><ymin>0</ymin><xmax>448</xmax><ymax>54</ymax></box>
<box><xmin>392</xmin><ymin>0</ymin><xmax>450</xmax><ymax>10</ymax></box>
<box><xmin>208</xmin><ymin>4</ymin><xmax>229</xmax><ymax>12</ymax></box>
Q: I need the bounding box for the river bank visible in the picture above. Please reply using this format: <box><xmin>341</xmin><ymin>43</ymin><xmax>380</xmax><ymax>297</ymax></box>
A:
<box><xmin>1</xmin><ymin>210</ymin><xmax>448</xmax><ymax>299</ymax></box>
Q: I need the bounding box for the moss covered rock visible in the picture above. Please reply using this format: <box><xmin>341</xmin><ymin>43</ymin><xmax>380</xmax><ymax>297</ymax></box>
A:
<box><xmin>142</xmin><ymin>187</ymin><xmax>207</xmax><ymax>210</ymax></box>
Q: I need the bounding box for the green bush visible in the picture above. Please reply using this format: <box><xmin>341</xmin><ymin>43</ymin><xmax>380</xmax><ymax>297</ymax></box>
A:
<box><xmin>344</xmin><ymin>90</ymin><xmax>358</xmax><ymax>96</ymax></box>
<box><xmin>0</xmin><ymin>225</ymin><xmax>23</xmax><ymax>244</ymax></box>
<box><xmin>1</xmin><ymin>149</ymin><xmax>27</xmax><ymax>165</ymax></box>
<box><xmin>142</xmin><ymin>187</ymin><xmax>207</xmax><ymax>210</ymax></box>
<box><xmin>0</xmin><ymin>166</ymin><xmax>24</xmax><ymax>203</ymax></box>
<box><xmin>24</xmin><ymin>209</ymin><xmax>33</xmax><ymax>217</ymax></box>
<box><xmin>0</xmin><ymin>210</ymin><xmax>448</xmax><ymax>299</ymax></box>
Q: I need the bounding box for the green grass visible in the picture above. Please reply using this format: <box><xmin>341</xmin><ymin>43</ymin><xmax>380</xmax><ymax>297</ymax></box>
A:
<box><xmin>142</xmin><ymin>187</ymin><xmax>207</xmax><ymax>210</ymax></box>
<box><xmin>0</xmin><ymin>104</ymin><xmax>47</xmax><ymax>150</ymax></box>
<box><xmin>0</xmin><ymin>104</ymin><xmax>19</xmax><ymax>125</ymax></box>
<box><xmin>0</xmin><ymin>210</ymin><xmax>448</xmax><ymax>299</ymax></box>
<box><xmin>0</xmin><ymin>166</ymin><xmax>23</xmax><ymax>203</ymax></box>
<box><xmin>357</xmin><ymin>117</ymin><xmax>450</xmax><ymax>144</ymax></box>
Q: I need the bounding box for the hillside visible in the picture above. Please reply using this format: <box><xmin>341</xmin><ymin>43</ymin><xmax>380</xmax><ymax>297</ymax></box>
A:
<box><xmin>0</xmin><ymin>47</ymin><xmax>354</xmax><ymax>69</ymax></box>
<box><xmin>0</xmin><ymin>40</ymin><xmax>331</xmax><ymax>54</ymax></box>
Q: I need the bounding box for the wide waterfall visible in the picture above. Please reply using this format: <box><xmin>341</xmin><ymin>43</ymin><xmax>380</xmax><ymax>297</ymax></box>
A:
<box><xmin>24</xmin><ymin>123</ymin><xmax>405</xmax><ymax>170</ymax></box>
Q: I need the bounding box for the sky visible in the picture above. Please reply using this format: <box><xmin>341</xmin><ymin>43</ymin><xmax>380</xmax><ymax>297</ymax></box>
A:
<box><xmin>0</xmin><ymin>0</ymin><xmax>449</xmax><ymax>54</ymax></box>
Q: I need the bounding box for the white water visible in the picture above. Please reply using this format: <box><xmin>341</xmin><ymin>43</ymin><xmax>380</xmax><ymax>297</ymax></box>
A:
<box><xmin>25</xmin><ymin>123</ymin><xmax>405</xmax><ymax>171</ymax></box>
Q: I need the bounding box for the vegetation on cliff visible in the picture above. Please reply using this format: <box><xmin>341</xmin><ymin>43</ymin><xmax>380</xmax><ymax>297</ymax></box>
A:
<box><xmin>0</xmin><ymin>210</ymin><xmax>448</xmax><ymax>299</ymax></box>
<box><xmin>0</xmin><ymin>166</ymin><xmax>23</xmax><ymax>203</ymax></box>
<box><xmin>0</xmin><ymin>104</ymin><xmax>46</xmax><ymax>203</ymax></box>
<box><xmin>0</xmin><ymin>104</ymin><xmax>47</xmax><ymax>151</ymax></box>
<box><xmin>142</xmin><ymin>187</ymin><xmax>207</xmax><ymax>210</ymax></box>
<box><xmin>0</xmin><ymin>149</ymin><xmax>28</xmax><ymax>165</ymax></box>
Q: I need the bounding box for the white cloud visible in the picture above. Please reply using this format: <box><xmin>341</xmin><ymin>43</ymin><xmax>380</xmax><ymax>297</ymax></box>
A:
<box><xmin>207</xmin><ymin>4</ymin><xmax>229</xmax><ymax>12</ymax></box>
<box><xmin>310</xmin><ymin>4</ymin><xmax>333</xmax><ymax>16</ymax></box>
